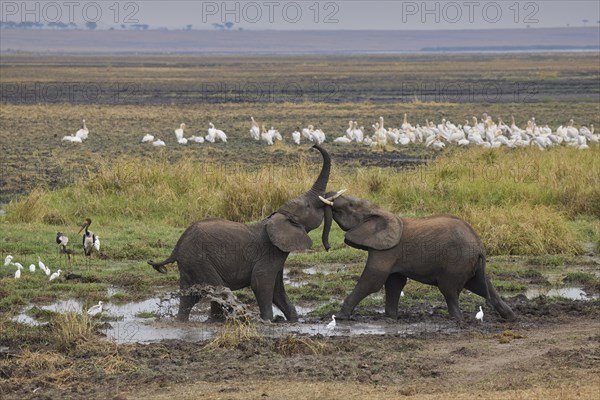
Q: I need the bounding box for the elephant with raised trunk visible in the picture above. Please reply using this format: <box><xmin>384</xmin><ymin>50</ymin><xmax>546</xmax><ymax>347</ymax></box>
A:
<box><xmin>319</xmin><ymin>192</ymin><xmax>515</xmax><ymax>321</ymax></box>
<box><xmin>149</xmin><ymin>145</ymin><xmax>333</xmax><ymax>322</ymax></box>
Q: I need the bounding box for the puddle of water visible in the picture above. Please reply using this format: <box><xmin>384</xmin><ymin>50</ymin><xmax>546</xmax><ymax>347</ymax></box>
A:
<box><xmin>524</xmin><ymin>286</ymin><xmax>598</xmax><ymax>301</ymax></box>
<box><xmin>12</xmin><ymin>294</ymin><xmax>456</xmax><ymax>345</ymax></box>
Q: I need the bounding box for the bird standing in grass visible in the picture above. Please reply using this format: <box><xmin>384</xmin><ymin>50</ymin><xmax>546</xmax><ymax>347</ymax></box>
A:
<box><xmin>79</xmin><ymin>218</ymin><xmax>95</xmax><ymax>254</ymax></box>
<box><xmin>94</xmin><ymin>235</ymin><xmax>101</xmax><ymax>253</ymax></box>
<box><xmin>49</xmin><ymin>269</ymin><xmax>61</xmax><ymax>282</ymax></box>
<box><xmin>476</xmin><ymin>306</ymin><xmax>484</xmax><ymax>322</ymax></box>
<box><xmin>14</xmin><ymin>263</ymin><xmax>23</xmax><ymax>279</ymax></box>
<box><xmin>29</xmin><ymin>264</ymin><xmax>35</xmax><ymax>273</ymax></box>
<box><xmin>38</xmin><ymin>256</ymin><xmax>50</xmax><ymax>275</ymax></box>
<box><xmin>4</xmin><ymin>255</ymin><xmax>13</xmax><ymax>266</ymax></box>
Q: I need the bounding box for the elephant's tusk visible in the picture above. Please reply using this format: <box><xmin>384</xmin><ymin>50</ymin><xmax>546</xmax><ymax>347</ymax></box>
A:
<box><xmin>329</xmin><ymin>189</ymin><xmax>348</xmax><ymax>200</ymax></box>
<box><xmin>319</xmin><ymin>196</ymin><xmax>334</xmax><ymax>206</ymax></box>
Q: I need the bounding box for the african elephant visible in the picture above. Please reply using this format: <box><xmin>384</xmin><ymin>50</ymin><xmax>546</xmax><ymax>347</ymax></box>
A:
<box><xmin>148</xmin><ymin>145</ymin><xmax>332</xmax><ymax>322</ymax></box>
<box><xmin>319</xmin><ymin>192</ymin><xmax>515</xmax><ymax>321</ymax></box>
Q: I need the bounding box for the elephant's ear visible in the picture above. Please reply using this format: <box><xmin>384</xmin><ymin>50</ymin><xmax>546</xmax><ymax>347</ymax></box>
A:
<box><xmin>345</xmin><ymin>213</ymin><xmax>402</xmax><ymax>250</ymax></box>
<box><xmin>266</xmin><ymin>213</ymin><xmax>313</xmax><ymax>252</ymax></box>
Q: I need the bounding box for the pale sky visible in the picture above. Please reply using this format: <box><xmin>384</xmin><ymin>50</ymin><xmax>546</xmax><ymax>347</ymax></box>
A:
<box><xmin>2</xmin><ymin>1</ymin><xmax>599</xmax><ymax>30</ymax></box>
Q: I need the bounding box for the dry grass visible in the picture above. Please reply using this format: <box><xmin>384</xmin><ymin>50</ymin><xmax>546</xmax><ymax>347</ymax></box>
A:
<box><xmin>50</xmin><ymin>311</ymin><xmax>95</xmax><ymax>351</ymax></box>
<box><xmin>274</xmin><ymin>335</ymin><xmax>327</xmax><ymax>356</ymax></box>
<box><xmin>204</xmin><ymin>319</ymin><xmax>261</xmax><ymax>350</ymax></box>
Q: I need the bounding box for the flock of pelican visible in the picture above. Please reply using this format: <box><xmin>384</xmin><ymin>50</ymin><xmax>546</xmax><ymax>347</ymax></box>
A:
<box><xmin>63</xmin><ymin>114</ymin><xmax>597</xmax><ymax>151</ymax></box>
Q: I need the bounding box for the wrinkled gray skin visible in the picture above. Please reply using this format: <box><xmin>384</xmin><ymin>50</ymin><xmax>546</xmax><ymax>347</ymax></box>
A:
<box><xmin>148</xmin><ymin>145</ymin><xmax>332</xmax><ymax>322</ymax></box>
<box><xmin>323</xmin><ymin>193</ymin><xmax>515</xmax><ymax>321</ymax></box>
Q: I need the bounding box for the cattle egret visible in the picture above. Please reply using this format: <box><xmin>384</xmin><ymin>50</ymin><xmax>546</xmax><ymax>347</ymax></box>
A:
<box><xmin>87</xmin><ymin>301</ymin><xmax>104</xmax><ymax>316</ymax></box>
<box><xmin>14</xmin><ymin>263</ymin><xmax>23</xmax><ymax>279</ymax></box>
<box><xmin>94</xmin><ymin>235</ymin><xmax>101</xmax><ymax>252</ymax></box>
<box><xmin>49</xmin><ymin>269</ymin><xmax>61</xmax><ymax>282</ymax></box>
<box><xmin>29</xmin><ymin>264</ymin><xmax>35</xmax><ymax>273</ymax></box>
<box><xmin>326</xmin><ymin>315</ymin><xmax>336</xmax><ymax>330</ymax></box>
<box><xmin>476</xmin><ymin>306</ymin><xmax>484</xmax><ymax>322</ymax></box>
<box><xmin>4</xmin><ymin>255</ymin><xmax>13</xmax><ymax>266</ymax></box>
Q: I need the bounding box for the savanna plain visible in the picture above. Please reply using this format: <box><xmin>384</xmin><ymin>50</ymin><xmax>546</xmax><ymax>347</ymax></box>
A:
<box><xmin>0</xmin><ymin>53</ymin><xmax>599</xmax><ymax>399</ymax></box>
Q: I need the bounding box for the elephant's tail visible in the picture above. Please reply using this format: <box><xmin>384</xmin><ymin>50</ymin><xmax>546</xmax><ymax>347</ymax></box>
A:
<box><xmin>480</xmin><ymin>254</ymin><xmax>516</xmax><ymax>321</ymax></box>
<box><xmin>147</xmin><ymin>254</ymin><xmax>176</xmax><ymax>274</ymax></box>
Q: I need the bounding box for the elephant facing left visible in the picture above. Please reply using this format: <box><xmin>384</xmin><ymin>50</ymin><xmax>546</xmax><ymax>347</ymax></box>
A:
<box><xmin>148</xmin><ymin>145</ymin><xmax>332</xmax><ymax>322</ymax></box>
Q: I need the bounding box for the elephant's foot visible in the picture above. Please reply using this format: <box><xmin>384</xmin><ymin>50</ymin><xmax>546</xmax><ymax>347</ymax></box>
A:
<box><xmin>176</xmin><ymin>313</ymin><xmax>191</xmax><ymax>322</ymax></box>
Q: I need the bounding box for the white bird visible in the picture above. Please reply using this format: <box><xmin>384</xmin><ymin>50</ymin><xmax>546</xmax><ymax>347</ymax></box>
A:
<box><xmin>326</xmin><ymin>314</ymin><xmax>336</xmax><ymax>330</ymax></box>
<box><xmin>38</xmin><ymin>257</ymin><xmax>47</xmax><ymax>274</ymax></box>
<box><xmin>61</xmin><ymin>135</ymin><xmax>83</xmax><ymax>143</ymax></box>
<box><xmin>75</xmin><ymin>119</ymin><xmax>89</xmax><ymax>140</ymax></box>
<box><xmin>94</xmin><ymin>235</ymin><xmax>101</xmax><ymax>252</ymax></box>
<box><xmin>14</xmin><ymin>263</ymin><xmax>23</xmax><ymax>279</ymax></box>
<box><xmin>49</xmin><ymin>269</ymin><xmax>61</xmax><ymax>282</ymax></box>
<box><xmin>188</xmin><ymin>135</ymin><xmax>205</xmax><ymax>143</ymax></box>
<box><xmin>475</xmin><ymin>306</ymin><xmax>484</xmax><ymax>322</ymax></box>
<box><xmin>4</xmin><ymin>255</ymin><xmax>13</xmax><ymax>266</ymax></box>
<box><xmin>152</xmin><ymin>139</ymin><xmax>166</xmax><ymax>147</ymax></box>
<box><xmin>260</xmin><ymin>125</ymin><xmax>273</xmax><ymax>145</ymax></box>
<box><xmin>291</xmin><ymin>130</ymin><xmax>301</xmax><ymax>145</ymax></box>
<box><xmin>333</xmin><ymin>136</ymin><xmax>352</xmax><ymax>143</ymax></box>
<box><xmin>141</xmin><ymin>134</ymin><xmax>154</xmax><ymax>143</ymax></box>
<box><xmin>87</xmin><ymin>301</ymin><xmax>104</xmax><ymax>316</ymax></box>
<box><xmin>401</xmin><ymin>291</ymin><xmax>405</xmax><ymax>297</ymax></box>
<box><xmin>177</xmin><ymin>137</ymin><xmax>188</xmax><ymax>145</ymax></box>
<box><xmin>29</xmin><ymin>263</ymin><xmax>35</xmax><ymax>273</ymax></box>
<box><xmin>174</xmin><ymin>123</ymin><xmax>186</xmax><ymax>142</ymax></box>
<box><xmin>249</xmin><ymin>117</ymin><xmax>260</xmax><ymax>140</ymax></box>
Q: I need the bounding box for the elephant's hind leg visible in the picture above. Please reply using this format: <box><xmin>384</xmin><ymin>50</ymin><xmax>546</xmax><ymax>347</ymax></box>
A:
<box><xmin>384</xmin><ymin>273</ymin><xmax>407</xmax><ymax>319</ymax></box>
<box><xmin>177</xmin><ymin>294</ymin><xmax>200</xmax><ymax>322</ymax></box>
<box><xmin>438</xmin><ymin>281</ymin><xmax>463</xmax><ymax>320</ymax></box>
<box><xmin>464</xmin><ymin>260</ymin><xmax>516</xmax><ymax>321</ymax></box>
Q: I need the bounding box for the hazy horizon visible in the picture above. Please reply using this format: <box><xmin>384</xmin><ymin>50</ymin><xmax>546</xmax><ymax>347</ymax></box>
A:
<box><xmin>1</xmin><ymin>1</ymin><xmax>599</xmax><ymax>31</ymax></box>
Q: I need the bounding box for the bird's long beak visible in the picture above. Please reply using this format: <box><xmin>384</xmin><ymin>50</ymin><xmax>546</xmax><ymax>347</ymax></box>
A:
<box><xmin>78</xmin><ymin>222</ymin><xmax>88</xmax><ymax>234</ymax></box>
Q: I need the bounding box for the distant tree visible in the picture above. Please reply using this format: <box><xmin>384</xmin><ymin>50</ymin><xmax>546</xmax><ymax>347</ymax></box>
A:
<box><xmin>212</xmin><ymin>23</ymin><xmax>224</xmax><ymax>30</ymax></box>
<box><xmin>582</xmin><ymin>19</ymin><xmax>589</xmax><ymax>26</ymax></box>
<box><xmin>85</xmin><ymin>21</ymin><xmax>97</xmax><ymax>30</ymax></box>
<box><xmin>109</xmin><ymin>27</ymin><xmax>115</xmax><ymax>30</ymax></box>
<box><xmin>224</xmin><ymin>21</ymin><xmax>234</xmax><ymax>30</ymax></box>
<box><xmin>68</xmin><ymin>22</ymin><xmax>77</xmax><ymax>29</ymax></box>
<box><xmin>186</xmin><ymin>24</ymin><xmax>192</xmax><ymax>31</ymax></box>
<box><xmin>121</xmin><ymin>24</ymin><xmax>126</xmax><ymax>29</ymax></box>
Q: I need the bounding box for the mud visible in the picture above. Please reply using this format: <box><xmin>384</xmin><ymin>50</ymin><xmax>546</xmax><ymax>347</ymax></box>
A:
<box><xmin>1</xmin><ymin>297</ymin><xmax>599</xmax><ymax>399</ymax></box>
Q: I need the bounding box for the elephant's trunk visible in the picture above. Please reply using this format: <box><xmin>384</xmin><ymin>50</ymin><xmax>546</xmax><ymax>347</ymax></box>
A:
<box><xmin>322</xmin><ymin>205</ymin><xmax>333</xmax><ymax>251</ymax></box>
<box><xmin>308</xmin><ymin>144</ymin><xmax>331</xmax><ymax>195</ymax></box>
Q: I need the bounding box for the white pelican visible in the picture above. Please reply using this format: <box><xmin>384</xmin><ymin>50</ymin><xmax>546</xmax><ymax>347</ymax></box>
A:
<box><xmin>475</xmin><ymin>306</ymin><xmax>484</xmax><ymax>322</ymax></box>
<box><xmin>75</xmin><ymin>119</ymin><xmax>88</xmax><ymax>140</ymax></box>
<box><xmin>87</xmin><ymin>301</ymin><xmax>104</xmax><ymax>316</ymax></box>
<box><xmin>291</xmin><ymin>130</ymin><xmax>301</xmax><ymax>145</ymax></box>
<box><xmin>260</xmin><ymin>125</ymin><xmax>273</xmax><ymax>145</ymax></box>
<box><xmin>174</xmin><ymin>123</ymin><xmax>186</xmax><ymax>141</ymax></box>
<box><xmin>49</xmin><ymin>269</ymin><xmax>62</xmax><ymax>282</ymax></box>
<box><xmin>249</xmin><ymin>117</ymin><xmax>260</xmax><ymax>140</ymax></box>
<box><xmin>152</xmin><ymin>139</ymin><xmax>166</xmax><ymax>147</ymax></box>
<box><xmin>141</xmin><ymin>134</ymin><xmax>154</xmax><ymax>143</ymax></box>
<box><xmin>333</xmin><ymin>136</ymin><xmax>352</xmax><ymax>143</ymax></box>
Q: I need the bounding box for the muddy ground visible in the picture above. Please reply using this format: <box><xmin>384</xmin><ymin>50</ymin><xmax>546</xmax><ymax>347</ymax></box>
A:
<box><xmin>1</xmin><ymin>296</ymin><xmax>599</xmax><ymax>399</ymax></box>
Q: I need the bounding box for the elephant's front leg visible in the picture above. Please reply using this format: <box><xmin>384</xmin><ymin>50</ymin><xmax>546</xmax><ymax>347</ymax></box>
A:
<box><xmin>339</xmin><ymin>253</ymin><xmax>393</xmax><ymax>319</ymax></box>
<box><xmin>384</xmin><ymin>273</ymin><xmax>407</xmax><ymax>319</ymax></box>
<box><xmin>273</xmin><ymin>270</ymin><xmax>298</xmax><ymax>322</ymax></box>
<box><xmin>251</xmin><ymin>263</ymin><xmax>282</xmax><ymax>321</ymax></box>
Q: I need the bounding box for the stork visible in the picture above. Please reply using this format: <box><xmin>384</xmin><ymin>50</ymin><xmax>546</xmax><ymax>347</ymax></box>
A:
<box><xmin>79</xmin><ymin>218</ymin><xmax>96</xmax><ymax>267</ymax></box>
